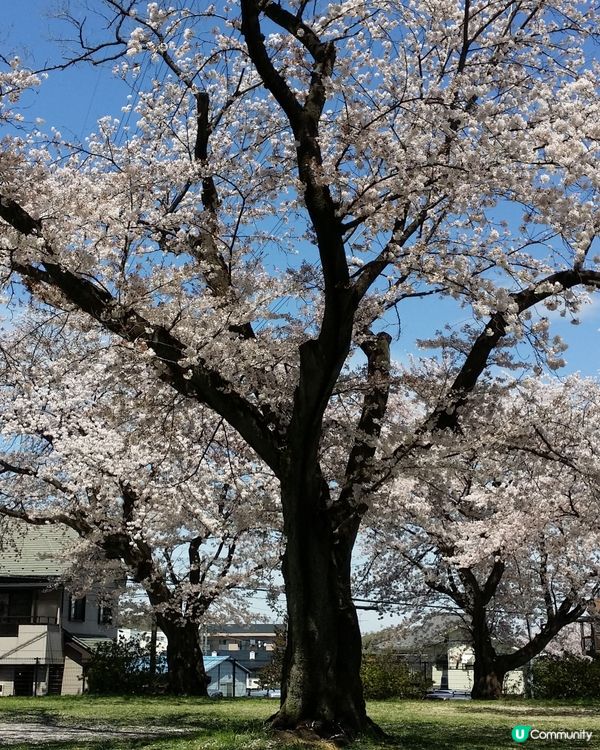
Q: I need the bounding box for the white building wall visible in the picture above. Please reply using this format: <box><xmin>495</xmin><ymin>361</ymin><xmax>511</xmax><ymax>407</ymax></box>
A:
<box><xmin>0</xmin><ymin>625</ymin><xmax>50</xmax><ymax>661</ymax></box>
<box><xmin>0</xmin><ymin>666</ymin><xmax>14</xmax><ymax>697</ymax></box>
<box><xmin>430</xmin><ymin>665</ymin><xmax>524</xmax><ymax>694</ymax></box>
<box><xmin>431</xmin><ymin>667</ymin><xmax>474</xmax><ymax>691</ymax></box>
<box><xmin>60</xmin><ymin>585</ymin><xmax>117</xmax><ymax>639</ymax></box>
<box><xmin>61</xmin><ymin>656</ymin><xmax>85</xmax><ymax>695</ymax></box>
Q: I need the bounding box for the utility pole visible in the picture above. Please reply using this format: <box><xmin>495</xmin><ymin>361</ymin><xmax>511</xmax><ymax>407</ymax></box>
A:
<box><xmin>149</xmin><ymin>615</ymin><xmax>157</xmax><ymax>677</ymax></box>
<box><xmin>34</xmin><ymin>658</ymin><xmax>39</xmax><ymax>697</ymax></box>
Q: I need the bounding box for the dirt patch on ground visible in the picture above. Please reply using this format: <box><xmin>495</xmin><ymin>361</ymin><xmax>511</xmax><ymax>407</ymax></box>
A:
<box><xmin>0</xmin><ymin>721</ymin><xmax>193</xmax><ymax>745</ymax></box>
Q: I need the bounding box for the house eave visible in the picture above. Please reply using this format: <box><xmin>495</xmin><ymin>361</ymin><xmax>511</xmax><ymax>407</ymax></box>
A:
<box><xmin>0</xmin><ymin>576</ymin><xmax>62</xmax><ymax>588</ymax></box>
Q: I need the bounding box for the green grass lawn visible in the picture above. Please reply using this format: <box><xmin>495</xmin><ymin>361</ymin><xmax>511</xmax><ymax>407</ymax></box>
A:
<box><xmin>0</xmin><ymin>696</ymin><xmax>598</xmax><ymax>749</ymax></box>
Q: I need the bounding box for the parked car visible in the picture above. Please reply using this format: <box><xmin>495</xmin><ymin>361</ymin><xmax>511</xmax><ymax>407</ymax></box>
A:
<box><xmin>425</xmin><ymin>689</ymin><xmax>471</xmax><ymax>701</ymax></box>
<box><xmin>247</xmin><ymin>688</ymin><xmax>281</xmax><ymax>698</ymax></box>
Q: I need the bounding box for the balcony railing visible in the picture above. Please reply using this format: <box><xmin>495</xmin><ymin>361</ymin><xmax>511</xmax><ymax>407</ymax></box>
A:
<box><xmin>0</xmin><ymin>615</ymin><xmax>58</xmax><ymax>637</ymax></box>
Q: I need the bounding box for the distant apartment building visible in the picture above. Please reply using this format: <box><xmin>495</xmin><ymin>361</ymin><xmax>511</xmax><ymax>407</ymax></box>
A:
<box><xmin>204</xmin><ymin>623</ymin><xmax>283</xmax><ymax>690</ymax></box>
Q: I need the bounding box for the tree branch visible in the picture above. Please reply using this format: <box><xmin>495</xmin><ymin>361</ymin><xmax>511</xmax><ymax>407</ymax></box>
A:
<box><xmin>0</xmin><ymin>195</ymin><xmax>283</xmax><ymax>472</ymax></box>
<box><xmin>337</xmin><ymin>331</ymin><xmax>392</xmax><ymax>514</ymax></box>
<box><xmin>428</xmin><ymin>268</ymin><xmax>600</xmax><ymax>432</ymax></box>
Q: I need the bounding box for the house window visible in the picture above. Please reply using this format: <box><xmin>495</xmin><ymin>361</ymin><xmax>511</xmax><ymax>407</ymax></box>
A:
<box><xmin>97</xmin><ymin>604</ymin><xmax>112</xmax><ymax>626</ymax></box>
<box><xmin>0</xmin><ymin>590</ymin><xmax>33</xmax><ymax>636</ymax></box>
<box><xmin>68</xmin><ymin>596</ymin><xmax>86</xmax><ymax>622</ymax></box>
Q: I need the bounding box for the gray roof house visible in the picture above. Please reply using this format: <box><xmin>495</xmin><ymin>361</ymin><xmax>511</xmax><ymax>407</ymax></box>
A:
<box><xmin>0</xmin><ymin>520</ymin><xmax>116</xmax><ymax>696</ymax></box>
<box><xmin>204</xmin><ymin>655</ymin><xmax>251</xmax><ymax>697</ymax></box>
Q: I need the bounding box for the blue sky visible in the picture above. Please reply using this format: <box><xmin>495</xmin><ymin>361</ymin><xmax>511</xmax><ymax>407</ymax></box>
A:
<box><xmin>4</xmin><ymin>2</ymin><xmax>599</xmax><ymax>632</ymax></box>
<box><xmin>5</xmin><ymin>2</ymin><xmax>599</xmax><ymax>377</ymax></box>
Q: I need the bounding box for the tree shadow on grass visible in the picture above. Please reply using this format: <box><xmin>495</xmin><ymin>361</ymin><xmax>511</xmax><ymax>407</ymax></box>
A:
<box><xmin>6</xmin><ymin>740</ymin><xmax>179</xmax><ymax>750</ymax></box>
<box><xmin>455</xmin><ymin>704</ymin><xmax>600</xmax><ymax>718</ymax></box>
<box><xmin>3</xmin><ymin>724</ymin><xmax>595</xmax><ymax>750</ymax></box>
<box><xmin>0</xmin><ymin>714</ymin><xmax>272</xmax><ymax>750</ymax></box>
<box><xmin>0</xmin><ymin>707</ymin><xmax>264</xmax><ymax>734</ymax></box>
<box><xmin>153</xmin><ymin>711</ymin><xmax>265</xmax><ymax>731</ymax></box>
<box><xmin>0</xmin><ymin>708</ymin><xmax>62</xmax><ymax>725</ymax></box>
<box><xmin>2</xmin><ymin>729</ymin><xmax>208</xmax><ymax>750</ymax></box>
<box><xmin>382</xmin><ymin>723</ymin><xmax>593</xmax><ymax>750</ymax></box>
<box><xmin>3</xmin><ymin>728</ymin><xmax>286</xmax><ymax>750</ymax></box>
<box><xmin>381</xmin><ymin>724</ymin><xmax>505</xmax><ymax>750</ymax></box>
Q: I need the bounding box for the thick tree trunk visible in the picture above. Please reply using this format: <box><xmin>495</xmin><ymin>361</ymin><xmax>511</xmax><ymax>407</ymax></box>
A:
<box><xmin>270</xmin><ymin>477</ymin><xmax>370</xmax><ymax>741</ymax></box>
<box><xmin>470</xmin><ymin>609</ymin><xmax>505</xmax><ymax>699</ymax></box>
<box><xmin>158</xmin><ymin>616</ymin><xmax>209</xmax><ymax>696</ymax></box>
<box><xmin>100</xmin><ymin>528</ymin><xmax>210</xmax><ymax>697</ymax></box>
<box><xmin>472</xmin><ymin>662</ymin><xmax>505</xmax><ymax>699</ymax></box>
<box><xmin>468</xmin><ymin>591</ymin><xmax>584</xmax><ymax>699</ymax></box>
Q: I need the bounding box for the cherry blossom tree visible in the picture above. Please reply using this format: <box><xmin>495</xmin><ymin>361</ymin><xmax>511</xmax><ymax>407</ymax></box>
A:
<box><xmin>359</xmin><ymin>375</ymin><xmax>600</xmax><ymax>699</ymax></box>
<box><xmin>0</xmin><ymin>317</ymin><xmax>279</xmax><ymax>695</ymax></box>
<box><xmin>0</xmin><ymin>0</ymin><xmax>598</xmax><ymax>736</ymax></box>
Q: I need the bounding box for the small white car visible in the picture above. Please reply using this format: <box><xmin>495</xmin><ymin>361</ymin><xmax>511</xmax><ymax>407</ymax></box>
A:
<box><xmin>424</xmin><ymin>689</ymin><xmax>471</xmax><ymax>701</ymax></box>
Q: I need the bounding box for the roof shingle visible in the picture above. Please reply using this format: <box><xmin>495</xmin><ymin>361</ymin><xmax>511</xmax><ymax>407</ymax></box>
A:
<box><xmin>0</xmin><ymin>520</ymin><xmax>77</xmax><ymax>578</ymax></box>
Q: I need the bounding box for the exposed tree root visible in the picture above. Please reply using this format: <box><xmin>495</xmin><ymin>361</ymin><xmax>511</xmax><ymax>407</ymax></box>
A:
<box><xmin>267</xmin><ymin>714</ymin><xmax>389</xmax><ymax>747</ymax></box>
